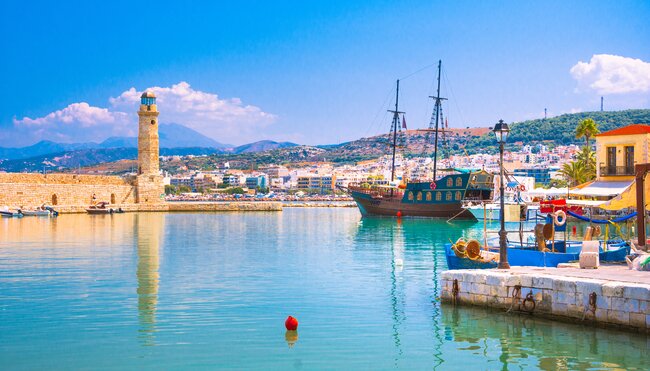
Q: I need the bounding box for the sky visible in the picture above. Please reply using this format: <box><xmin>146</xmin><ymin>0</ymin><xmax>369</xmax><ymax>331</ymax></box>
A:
<box><xmin>1</xmin><ymin>0</ymin><xmax>649</xmax><ymax>147</ymax></box>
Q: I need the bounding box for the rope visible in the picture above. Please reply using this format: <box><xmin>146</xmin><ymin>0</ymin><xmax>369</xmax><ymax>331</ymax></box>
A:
<box><xmin>567</xmin><ymin>210</ymin><xmax>637</xmax><ymax>224</ymax></box>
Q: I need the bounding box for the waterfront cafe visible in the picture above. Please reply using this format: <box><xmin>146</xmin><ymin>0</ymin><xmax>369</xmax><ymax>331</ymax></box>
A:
<box><xmin>568</xmin><ymin>124</ymin><xmax>650</xmax><ymax>209</ymax></box>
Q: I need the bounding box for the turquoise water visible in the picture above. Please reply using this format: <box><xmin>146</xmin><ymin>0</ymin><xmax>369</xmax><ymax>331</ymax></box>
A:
<box><xmin>0</xmin><ymin>209</ymin><xmax>648</xmax><ymax>370</ymax></box>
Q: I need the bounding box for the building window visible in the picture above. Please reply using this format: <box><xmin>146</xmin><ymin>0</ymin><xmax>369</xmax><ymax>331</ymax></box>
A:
<box><xmin>456</xmin><ymin>177</ymin><xmax>463</xmax><ymax>187</ymax></box>
<box><xmin>455</xmin><ymin>191</ymin><xmax>462</xmax><ymax>200</ymax></box>
<box><xmin>408</xmin><ymin>191</ymin><xmax>414</xmax><ymax>201</ymax></box>
<box><xmin>446</xmin><ymin>191</ymin><xmax>452</xmax><ymax>201</ymax></box>
<box><xmin>426</xmin><ymin>192</ymin><xmax>432</xmax><ymax>201</ymax></box>
<box><xmin>447</xmin><ymin>178</ymin><xmax>453</xmax><ymax>187</ymax></box>
<box><xmin>436</xmin><ymin>192</ymin><xmax>441</xmax><ymax>201</ymax></box>
<box><xmin>625</xmin><ymin>146</ymin><xmax>634</xmax><ymax>174</ymax></box>
<box><xmin>416</xmin><ymin>192</ymin><xmax>422</xmax><ymax>201</ymax></box>
<box><xmin>607</xmin><ymin>147</ymin><xmax>616</xmax><ymax>168</ymax></box>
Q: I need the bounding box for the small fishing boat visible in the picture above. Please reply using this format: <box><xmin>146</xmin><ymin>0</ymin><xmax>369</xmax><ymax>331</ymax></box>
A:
<box><xmin>19</xmin><ymin>205</ymin><xmax>58</xmax><ymax>217</ymax></box>
<box><xmin>444</xmin><ymin>238</ymin><xmax>630</xmax><ymax>270</ymax></box>
<box><xmin>0</xmin><ymin>209</ymin><xmax>23</xmax><ymax>218</ymax></box>
<box><xmin>86</xmin><ymin>202</ymin><xmax>116</xmax><ymax>215</ymax></box>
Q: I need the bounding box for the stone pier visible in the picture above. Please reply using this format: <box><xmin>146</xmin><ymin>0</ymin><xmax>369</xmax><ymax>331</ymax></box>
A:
<box><xmin>441</xmin><ymin>266</ymin><xmax>650</xmax><ymax>333</ymax></box>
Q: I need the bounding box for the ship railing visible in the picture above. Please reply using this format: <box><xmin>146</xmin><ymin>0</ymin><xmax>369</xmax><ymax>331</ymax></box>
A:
<box><xmin>348</xmin><ymin>184</ymin><xmax>403</xmax><ymax>198</ymax></box>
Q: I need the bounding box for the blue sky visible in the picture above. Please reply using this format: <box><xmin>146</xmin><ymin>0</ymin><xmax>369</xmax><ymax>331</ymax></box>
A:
<box><xmin>1</xmin><ymin>0</ymin><xmax>649</xmax><ymax>146</ymax></box>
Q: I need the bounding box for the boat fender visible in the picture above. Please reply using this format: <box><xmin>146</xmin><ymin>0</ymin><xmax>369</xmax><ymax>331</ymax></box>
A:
<box><xmin>553</xmin><ymin>210</ymin><xmax>566</xmax><ymax>226</ymax></box>
<box><xmin>430</xmin><ymin>182</ymin><xmax>436</xmax><ymax>190</ymax></box>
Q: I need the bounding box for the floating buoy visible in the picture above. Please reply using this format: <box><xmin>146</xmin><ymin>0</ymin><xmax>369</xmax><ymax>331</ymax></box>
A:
<box><xmin>396</xmin><ymin>211</ymin><xmax>402</xmax><ymax>218</ymax></box>
<box><xmin>285</xmin><ymin>316</ymin><xmax>298</xmax><ymax>331</ymax></box>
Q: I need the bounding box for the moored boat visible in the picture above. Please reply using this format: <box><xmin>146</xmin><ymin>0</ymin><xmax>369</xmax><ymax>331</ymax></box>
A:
<box><xmin>86</xmin><ymin>202</ymin><xmax>116</xmax><ymax>215</ymax></box>
<box><xmin>345</xmin><ymin>61</ymin><xmax>495</xmax><ymax>218</ymax></box>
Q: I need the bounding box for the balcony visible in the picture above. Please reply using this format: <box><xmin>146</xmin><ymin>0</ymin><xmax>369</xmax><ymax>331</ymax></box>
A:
<box><xmin>600</xmin><ymin>166</ymin><xmax>634</xmax><ymax>176</ymax></box>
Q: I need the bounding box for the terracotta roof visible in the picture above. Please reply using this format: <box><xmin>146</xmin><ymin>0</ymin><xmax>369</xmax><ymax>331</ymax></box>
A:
<box><xmin>141</xmin><ymin>91</ymin><xmax>156</xmax><ymax>98</ymax></box>
<box><xmin>596</xmin><ymin>124</ymin><xmax>650</xmax><ymax>137</ymax></box>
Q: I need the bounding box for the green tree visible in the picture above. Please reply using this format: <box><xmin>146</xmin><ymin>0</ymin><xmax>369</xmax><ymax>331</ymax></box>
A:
<box><xmin>559</xmin><ymin>161</ymin><xmax>589</xmax><ymax>186</ymax></box>
<box><xmin>576</xmin><ymin>118</ymin><xmax>600</xmax><ymax>148</ymax></box>
<box><xmin>178</xmin><ymin>185</ymin><xmax>192</xmax><ymax>193</ymax></box>
<box><xmin>164</xmin><ymin>185</ymin><xmax>178</xmax><ymax>195</ymax></box>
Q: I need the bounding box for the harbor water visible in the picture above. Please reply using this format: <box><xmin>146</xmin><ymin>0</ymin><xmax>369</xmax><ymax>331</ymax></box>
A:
<box><xmin>1</xmin><ymin>209</ymin><xmax>648</xmax><ymax>369</ymax></box>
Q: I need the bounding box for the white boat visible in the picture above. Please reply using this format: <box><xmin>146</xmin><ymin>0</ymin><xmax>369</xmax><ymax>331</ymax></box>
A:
<box><xmin>0</xmin><ymin>206</ymin><xmax>23</xmax><ymax>218</ymax></box>
<box><xmin>464</xmin><ymin>202</ymin><xmax>539</xmax><ymax>221</ymax></box>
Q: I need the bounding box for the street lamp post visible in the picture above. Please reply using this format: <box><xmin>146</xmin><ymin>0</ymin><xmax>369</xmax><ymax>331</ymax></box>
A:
<box><xmin>494</xmin><ymin>119</ymin><xmax>510</xmax><ymax>269</ymax></box>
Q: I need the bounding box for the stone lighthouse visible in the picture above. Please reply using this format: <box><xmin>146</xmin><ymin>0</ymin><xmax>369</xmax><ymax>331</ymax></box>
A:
<box><xmin>136</xmin><ymin>91</ymin><xmax>164</xmax><ymax>203</ymax></box>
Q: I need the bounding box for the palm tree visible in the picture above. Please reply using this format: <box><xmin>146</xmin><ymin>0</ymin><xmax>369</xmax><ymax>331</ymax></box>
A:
<box><xmin>576</xmin><ymin>146</ymin><xmax>596</xmax><ymax>180</ymax></box>
<box><xmin>576</xmin><ymin>118</ymin><xmax>600</xmax><ymax>148</ymax></box>
<box><xmin>559</xmin><ymin>161</ymin><xmax>588</xmax><ymax>186</ymax></box>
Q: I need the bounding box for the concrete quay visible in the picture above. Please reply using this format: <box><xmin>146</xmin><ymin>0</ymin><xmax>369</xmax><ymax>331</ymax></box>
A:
<box><xmin>51</xmin><ymin>201</ymin><xmax>283</xmax><ymax>214</ymax></box>
<box><xmin>441</xmin><ymin>265</ymin><xmax>650</xmax><ymax>333</ymax></box>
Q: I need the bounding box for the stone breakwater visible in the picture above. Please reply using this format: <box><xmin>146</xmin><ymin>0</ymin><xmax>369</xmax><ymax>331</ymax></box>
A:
<box><xmin>48</xmin><ymin>202</ymin><xmax>283</xmax><ymax>214</ymax></box>
<box><xmin>441</xmin><ymin>266</ymin><xmax>650</xmax><ymax>333</ymax></box>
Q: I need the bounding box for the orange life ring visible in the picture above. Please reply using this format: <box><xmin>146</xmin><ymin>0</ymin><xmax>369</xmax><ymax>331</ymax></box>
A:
<box><xmin>430</xmin><ymin>182</ymin><xmax>436</xmax><ymax>190</ymax></box>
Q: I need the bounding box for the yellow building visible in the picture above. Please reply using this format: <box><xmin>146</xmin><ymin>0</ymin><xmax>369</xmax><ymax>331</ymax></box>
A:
<box><xmin>595</xmin><ymin>124</ymin><xmax>650</xmax><ymax>181</ymax></box>
<box><xmin>584</xmin><ymin>124</ymin><xmax>650</xmax><ymax>210</ymax></box>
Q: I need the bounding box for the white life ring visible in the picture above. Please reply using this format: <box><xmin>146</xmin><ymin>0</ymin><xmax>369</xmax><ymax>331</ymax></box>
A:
<box><xmin>519</xmin><ymin>184</ymin><xmax>526</xmax><ymax>191</ymax></box>
<box><xmin>553</xmin><ymin>210</ymin><xmax>566</xmax><ymax>226</ymax></box>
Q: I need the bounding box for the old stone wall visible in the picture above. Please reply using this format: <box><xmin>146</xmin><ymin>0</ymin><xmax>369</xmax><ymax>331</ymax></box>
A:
<box><xmin>0</xmin><ymin>173</ymin><xmax>136</xmax><ymax>207</ymax></box>
<box><xmin>441</xmin><ymin>268</ymin><xmax>650</xmax><ymax>333</ymax></box>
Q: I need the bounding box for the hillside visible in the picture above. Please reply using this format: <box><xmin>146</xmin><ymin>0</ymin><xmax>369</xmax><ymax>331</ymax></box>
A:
<box><xmin>464</xmin><ymin>109</ymin><xmax>650</xmax><ymax>154</ymax></box>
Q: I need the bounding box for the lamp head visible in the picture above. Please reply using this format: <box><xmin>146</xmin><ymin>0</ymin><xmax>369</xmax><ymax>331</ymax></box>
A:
<box><xmin>493</xmin><ymin>119</ymin><xmax>510</xmax><ymax>144</ymax></box>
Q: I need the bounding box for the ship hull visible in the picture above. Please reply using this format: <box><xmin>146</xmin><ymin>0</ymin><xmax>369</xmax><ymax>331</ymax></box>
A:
<box><xmin>350</xmin><ymin>191</ymin><xmax>474</xmax><ymax>219</ymax></box>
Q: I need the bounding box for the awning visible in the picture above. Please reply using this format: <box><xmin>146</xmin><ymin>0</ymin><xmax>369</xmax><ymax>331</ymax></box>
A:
<box><xmin>528</xmin><ymin>187</ymin><xmax>569</xmax><ymax>196</ymax></box>
<box><xmin>566</xmin><ymin>199</ymin><xmax>606</xmax><ymax>207</ymax></box>
<box><xmin>600</xmin><ymin>179</ymin><xmax>650</xmax><ymax>211</ymax></box>
<box><xmin>569</xmin><ymin>180</ymin><xmax>633</xmax><ymax>197</ymax></box>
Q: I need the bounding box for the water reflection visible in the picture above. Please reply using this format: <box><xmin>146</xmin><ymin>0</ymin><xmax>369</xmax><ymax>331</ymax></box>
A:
<box><xmin>442</xmin><ymin>304</ymin><xmax>650</xmax><ymax>370</ymax></box>
<box><xmin>135</xmin><ymin>213</ymin><xmax>164</xmax><ymax>346</ymax></box>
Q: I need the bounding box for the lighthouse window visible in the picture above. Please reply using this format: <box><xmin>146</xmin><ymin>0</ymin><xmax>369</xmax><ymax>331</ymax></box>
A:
<box><xmin>446</xmin><ymin>178</ymin><xmax>453</xmax><ymax>187</ymax></box>
<box><xmin>426</xmin><ymin>192</ymin><xmax>432</xmax><ymax>201</ymax></box>
<box><xmin>455</xmin><ymin>191</ymin><xmax>462</xmax><ymax>200</ymax></box>
<box><xmin>151</xmin><ymin>120</ymin><xmax>155</xmax><ymax>125</ymax></box>
<box><xmin>408</xmin><ymin>191</ymin><xmax>414</xmax><ymax>201</ymax></box>
<box><xmin>446</xmin><ymin>191</ymin><xmax>452</xmax><ymax>201</ymax></box>
<box><xmin>435</xmin><ymin>192</ymin><xmax>441</xmax><ymax>201</ymax></box>
<box><xmin>416</xmin><ymin>192</ymin><xmax>422</xmax><ymax>201</ymax></box>
<box><xmin>456</xmin><ymin>177</ymin><xmax>463</xmax><ymax>187</ymax></box>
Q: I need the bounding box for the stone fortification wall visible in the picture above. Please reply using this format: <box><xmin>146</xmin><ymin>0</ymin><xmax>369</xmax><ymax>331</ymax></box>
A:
<box><xmin>0</xmin><ymin>173</ymin><xmax>136</xmax><ymax>207</ymax></box>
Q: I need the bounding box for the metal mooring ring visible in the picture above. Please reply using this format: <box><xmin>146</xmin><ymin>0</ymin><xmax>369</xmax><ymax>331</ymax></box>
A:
<box><xmin>522</xmin><ymin>292</ymin><xmax>536</xmax><ymax>313</ymax></box>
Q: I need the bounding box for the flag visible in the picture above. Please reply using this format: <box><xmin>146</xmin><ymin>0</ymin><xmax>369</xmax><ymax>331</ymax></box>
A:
<box><xmin>402</xmin><ymin>115</ymin><xmax>407</xmax><ymax>129</ymax></box>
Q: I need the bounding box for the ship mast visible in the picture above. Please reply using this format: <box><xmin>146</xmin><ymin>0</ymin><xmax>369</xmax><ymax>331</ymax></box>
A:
<box><xmin>429</xmin><ymin>60</ymin><xmax>446</xmax><ymax>180</ymax></box>
<box><xmin>388</xmin><ymin>79</ymin><xmax>404</xmax><ymax>182</ymax></box>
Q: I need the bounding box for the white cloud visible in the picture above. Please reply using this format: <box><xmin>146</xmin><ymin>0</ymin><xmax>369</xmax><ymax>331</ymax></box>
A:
<box><xmin>109</xmin><ymin>82</ymin><xmax>277</xmax><ymax>142</ymax></box>
<box><xmin>9</xmin><ymin>82</ymin><xmax>277</xmax><ymax>145</ymax></box>
<box><xmin>570</xmin><ymin>54</ymin><xmax>650</xmax><ymax>94</ymax></box>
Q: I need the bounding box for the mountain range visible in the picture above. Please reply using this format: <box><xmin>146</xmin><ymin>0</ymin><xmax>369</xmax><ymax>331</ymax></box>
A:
<box><xmin>1</xmin><ymin>109</ymin><xmax>649</xmax><ymax>173</ymax></box>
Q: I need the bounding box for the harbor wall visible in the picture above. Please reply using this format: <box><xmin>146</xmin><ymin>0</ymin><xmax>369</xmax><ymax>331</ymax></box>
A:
<box><xmin>0</xmin><ymin>173</ymin><xmax>137</xmax><ymax>207</ymax></box>
<box><xmin>441</xmin><ymin>268</ymin><xmax>650</xmax><ymax>333</ymax></box>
